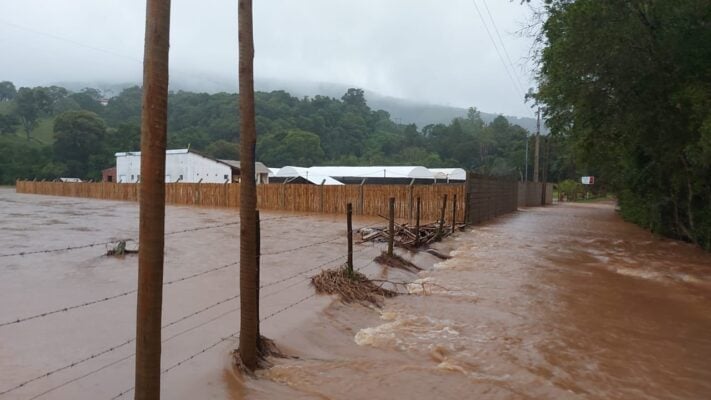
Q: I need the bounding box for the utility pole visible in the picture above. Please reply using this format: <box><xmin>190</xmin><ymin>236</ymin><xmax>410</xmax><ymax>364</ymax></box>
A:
<box><xmin>524</xmin><ymin>133</ymin><xmax>529</xmax><ymax>182</ymax></box>
<box><xmin>134</xmin><ymin>0</ymin><xmax>171</xmax><ymax>398</ymax></box>
<box><xmin>533</xmin><ymin>107</ymin><xmax>540</xmax><ymax>183</ymax></box>
<box><xmin>238</xmin><ymin>0</ymin><xmax>259</xmax><ymax>371</ymax></box>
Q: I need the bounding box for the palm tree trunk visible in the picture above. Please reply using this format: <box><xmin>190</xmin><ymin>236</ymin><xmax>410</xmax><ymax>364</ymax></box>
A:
<box><xmin>135</xmin><ymin>0</ymin><xmax>171</xmax><ymax>398</ymax></box>
<box><xmin>238</xmin><ymin>0</ymin><xmax>259</xmax><ymax>371</ymax></box>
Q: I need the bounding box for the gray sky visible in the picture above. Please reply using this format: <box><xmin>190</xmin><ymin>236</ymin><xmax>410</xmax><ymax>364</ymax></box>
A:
<box><xmin>0</xmin><ymin>0</ymin><xmax>540</xmax><ymax>117</ymax></box>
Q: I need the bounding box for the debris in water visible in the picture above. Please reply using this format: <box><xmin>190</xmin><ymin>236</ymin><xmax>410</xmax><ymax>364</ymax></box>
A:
<box><xmin>358</xmin><ymin>221</ymin><xmax>464</xmax><ymax>248</ymax></box>
<box><xmin>106</xmin><ymin>240</ymin><xmax>138</xmax><ymax>256</ymax></box>
<box><xmin>374</xmin><ymin>252</ymin><xmax>422</xmax><ymax>273</ymax></box>
<box><xmin>311</xmin><ymin>266</ymin><xmax>397</xmax><ymax>306</ymax></box>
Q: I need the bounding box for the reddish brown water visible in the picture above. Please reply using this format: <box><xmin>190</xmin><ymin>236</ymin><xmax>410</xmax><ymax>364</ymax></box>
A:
<box><xmin>1</xmin><ymin>189</ymin><xmax>710</xmax><ymax>399</ymax></box>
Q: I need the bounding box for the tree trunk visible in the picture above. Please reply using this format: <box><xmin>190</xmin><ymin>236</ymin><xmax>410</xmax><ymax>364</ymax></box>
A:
<box><xmin>238</xmin><ymin>0</ymin><xmax>259</xmax><ymax>371</ymax></box>
<box><xmin>134</xmin><ymin>0</ymin><xmax>171</xmax><ymax>399</ymax></box>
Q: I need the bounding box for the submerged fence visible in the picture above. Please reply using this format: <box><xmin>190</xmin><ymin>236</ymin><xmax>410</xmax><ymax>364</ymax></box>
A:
<box><xmin>15</xmin><ymin>181</ymin><xmax>466</xmax><ymax>223</ymax></box>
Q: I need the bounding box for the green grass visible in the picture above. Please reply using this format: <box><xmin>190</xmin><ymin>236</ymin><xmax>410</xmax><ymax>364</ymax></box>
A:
<box><xmin>0</xmin><ymin>101</ymin><xmax>13</xmax><ymax>114</ymax></box>
<box><xmin>2</xmin><ymin>116</ymin><xmax>55</xmax><ymax>145</ymax></box>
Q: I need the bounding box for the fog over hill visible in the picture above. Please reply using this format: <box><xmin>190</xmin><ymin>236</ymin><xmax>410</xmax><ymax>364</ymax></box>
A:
<box><xmin>53</xmin><ymin>78</ymin><xmax>544</xmax><ymax>134</ymax></box>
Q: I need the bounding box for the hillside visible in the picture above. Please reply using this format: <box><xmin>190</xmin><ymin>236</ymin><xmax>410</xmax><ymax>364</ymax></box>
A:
<box><xmin>0</xmin><ymin>82</ymin><xmax>560</xmax><ymax>184</ymax></box>
<box><xmin>51</xmin><ymin>78</ymin><xmax>545</xmax><ymax>133</ymax></box>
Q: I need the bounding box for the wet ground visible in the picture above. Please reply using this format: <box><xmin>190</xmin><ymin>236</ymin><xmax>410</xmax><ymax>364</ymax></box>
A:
<box><xmin>1</xmin><ymin>189</ymin><xmax>710</xmax><ymax>399</ymax></box>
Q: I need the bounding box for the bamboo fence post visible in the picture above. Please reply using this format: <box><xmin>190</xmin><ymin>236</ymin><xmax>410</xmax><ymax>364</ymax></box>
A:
<box><xmin>415</xmin><ymin>197</ymin><xmax>421</xmax><ymax>247</ymax></box>
<box><xmin>408</xmin><ymin>184</ymin><xmax>414</xmax><ymax>225</ymax></box>
<box><xmin>437</xmin><ymin>194</ymin><xmax>447</xmax><ymax>240</ymax></box>
<box><xmin>358</xmin><ymin>183</ymin><xmax>365</xmax><ymax>215</ymax></box>
<box><xmin>346</xmin><ymin>203</ymin><xmax>353</xmax><ymax>274</ymax></box>
<box><xmin>388</xmin><ymin>197</ymin><xmax>395</xmax><ymax>256</ymax></box>
<box><xmin>451</xmin><ymin>194</ymin><xmax>457</xmax><ymax>231</ymax></box>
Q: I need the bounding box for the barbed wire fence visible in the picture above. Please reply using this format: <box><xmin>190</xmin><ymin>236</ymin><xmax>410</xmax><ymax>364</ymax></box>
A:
<box><xmin>0</xmin><ymin>208</ymin><xmax>391</xmax><ymax>399</ymax></box>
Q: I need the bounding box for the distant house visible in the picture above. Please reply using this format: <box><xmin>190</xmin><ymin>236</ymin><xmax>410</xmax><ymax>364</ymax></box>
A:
<box><xmin>102</xmin><ymin>167</ymin><xmax>116</xmax><ymax>183</ymax></box>
<box><xmin>115</xmin><ymin>149</ymin><xmax>269</xmax><ymax>184</ymax></box>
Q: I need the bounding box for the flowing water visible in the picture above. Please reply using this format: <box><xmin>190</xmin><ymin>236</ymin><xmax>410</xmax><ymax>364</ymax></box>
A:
<box><xmin>1</xmin><ymin>189</ymin><xmax>710</xmax><ymax>399</ymax></box>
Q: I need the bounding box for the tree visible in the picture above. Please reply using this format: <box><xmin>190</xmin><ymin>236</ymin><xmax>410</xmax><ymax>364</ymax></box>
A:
<box><xmin>69</xmin><ymin>91</ymin><xmax>103</xmax><ymax>114</ymax></box>
<box><xmin>53</xmin><ymin>111</ymin><xmax>108</xmax><ymax>179</ymax></box>
<box><xmin>536</xmin><ymin>0</ymin><xmax>711</xmax><ymax>248</ymax></box>
<box><xmin>238</xmin><ymin>0</ymin><xmax>259</xmax><ymax>371</ymax></box>
<box><xmin>15</xmin><ymin>87</ymin><xmax>51</xmax><ymax>140</ymax></box>
<box><xmin>134</xmin><ymin>0</ymin><xmax>171</xmax><ymax>398</ymax></box>
<box><xmin>342</xmin><ymin>88</ymin><xmax>367</xmax><ymax>109</ymax></box>
<box><xmin>205</xmin><ymin>139</ymin><xmax>238</xmax><ymax>160</ymax></box>
<box><xmin>0</xmin><ymin>81</ymin><xmax>16</xmax><ymax>102</ymax></box>
<box><xmin>107</xmin><ymin>123</ymin><xmax>141</xmax><ymax>152</ymax></box>
<box><xmin>262</xmin><ymin>129</ymin><xmax>325</xmax><ymax>166</ymax></box>
<box><xmin>0</xmin><ymin>114</ymin><xmax>20</xmax><ymax>134</ymax></box>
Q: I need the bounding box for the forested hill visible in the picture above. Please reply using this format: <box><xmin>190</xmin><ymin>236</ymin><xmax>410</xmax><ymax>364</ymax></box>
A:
<box><xmin>0</xmin><ymin>82</ymin><xmax>566</xmax><ymax>185</ymax></box>
<box><xmin>52</xmin><ymin>78</ymin><xmax>543</xmax><ymax>133</ymax></box>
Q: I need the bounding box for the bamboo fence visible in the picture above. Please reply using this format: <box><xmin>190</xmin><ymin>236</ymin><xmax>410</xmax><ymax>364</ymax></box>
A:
<box><xmin>16</xmin><ymin>181</ymin><xmax>465</xmax><ymax>223</ymax></box>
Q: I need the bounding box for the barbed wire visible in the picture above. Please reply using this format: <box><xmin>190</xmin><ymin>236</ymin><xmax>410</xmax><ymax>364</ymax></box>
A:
<box><xmin>0</xmin><ymin>212</ymin><xmax>309</xmax><ymax>259</ymax></box>
<box><xmin>0</xmin><ymin>239</ymin><xmax>135</xmax><ymax>259</ymax></box>
<box><xmin>261</xmin><ymin>236</ymin><xmax>342</xmax><ymax>256</ymax></box>
<box><xmin>0</xmin><ymin>291</ymin><xmax>241</xmax><ymax>397</ymax></box>
<box><xmin>260</xmin><ymin>243</ymin><xmax>374</xmax><ymax>290</ymax></box>
<box><xmin>2</xmin><ymin>248</ymin><xmax>360</xmax><ymax>397</ymax></box>
<box><xmin>111</xmin><ymin>292</ymin><xmax>322</xmax><ymax>399</ymax></box>
<box><xmin>261</xmin><ymin>292</ymin><xmax>318</xmax><ymax>322</ymax></box>
<box><xmin>0</xmin><ymin>261</ymin><xmax>238</xmax><ymax>329</ymax></box>
<box><xmin>1</xmin><ymin>237</ymin><xmax>374</xmax><ymax>328</ymax></box>
<box><xmin>4</xmin><ymin>215</ymin><xmax>381</xmax><ymax>398</ymax></box>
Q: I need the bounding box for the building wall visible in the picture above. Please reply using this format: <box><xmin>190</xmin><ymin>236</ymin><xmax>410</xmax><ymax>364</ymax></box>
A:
<box><xmin>116</xmin><ymin>152</ymin><xmax>232</xmax><ymax>183</ymax></box>
<box><xmin>102</xmin><ymin>167</ymin><xmax>116</xmax><ymax>183</ymax></box>
<box><xmin>465</xmin><ymin>174</ymin><xmax>519</xmax><ymax>225</ymax></box>
<box><xmin>516</xmin><ymin>182</ymin><xmax>555</xmax><ymax>207</ymax></box>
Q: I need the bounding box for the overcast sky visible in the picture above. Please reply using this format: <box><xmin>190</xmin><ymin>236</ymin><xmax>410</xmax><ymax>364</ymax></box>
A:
<box><xmin>0</xmin><ymin>0</ymin><xmax>540</xmax><ymax>117</ymax></box>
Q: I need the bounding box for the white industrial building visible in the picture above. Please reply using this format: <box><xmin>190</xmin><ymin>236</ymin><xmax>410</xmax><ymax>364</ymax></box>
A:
<box><xmin>115</xmin><ymin>149</ymin><xmax>270</xmax><ymax>184</ymax></box>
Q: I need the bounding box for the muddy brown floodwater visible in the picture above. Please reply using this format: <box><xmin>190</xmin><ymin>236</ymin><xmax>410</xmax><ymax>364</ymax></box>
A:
<box><xmin>1</xmin><ymin>188</ymin><xmax>710</xmax><ymax>400</ymax></box>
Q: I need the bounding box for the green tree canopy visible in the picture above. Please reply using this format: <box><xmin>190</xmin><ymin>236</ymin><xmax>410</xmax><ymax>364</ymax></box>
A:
<box><xmin>53</xmin><ymin>111</ymin><xmax>109</xmax><ymax>179</ymax></box>
<box><xmin>0</xmin><ymin>81</ymin><xmax>16</xmax><ymax>102</ymax></box>
<box><xmin>536</xmin><ymin>0</ymin><xmax>711</xmax><ymax>248</ymax></box>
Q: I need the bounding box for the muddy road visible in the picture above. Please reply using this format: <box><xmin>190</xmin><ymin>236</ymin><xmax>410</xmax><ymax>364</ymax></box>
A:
<box><xmin>1</xmin><ymin>189</ymin><xmax>710</xmax><ymax>399</ymax></box>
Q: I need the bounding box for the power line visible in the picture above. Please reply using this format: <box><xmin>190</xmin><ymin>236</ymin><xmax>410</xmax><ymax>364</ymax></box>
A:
<box><xmin>470</xmin><ymin>0</ymin><xmax>525</xmax><ymax>99</ymax></box>
<box><xmin>480</xmin><ymin>0</ymin><xmax>527</xmax><ymax>93</ymax></box>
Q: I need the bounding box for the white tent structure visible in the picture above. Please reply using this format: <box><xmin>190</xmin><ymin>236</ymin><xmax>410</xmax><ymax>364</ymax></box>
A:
<box><xmin>307</xmin><ymin>166</ymin><xmax>434</xmax><ymax>181</ymax></box>
<box><xmin>276</xmin><ymin>166</ymin><xmax>344</xmax><ymax>185</ymax></box>
<box><xmin>429</xmin><ymin>168</ymin><xmax>467</xmax><ymax>182</ymax></box>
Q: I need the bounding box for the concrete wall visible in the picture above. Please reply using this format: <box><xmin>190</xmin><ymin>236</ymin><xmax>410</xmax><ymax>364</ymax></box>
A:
<box><xmin>517</xmin><ymin>182</ymin><xmax>555</xmax><ymax>207</ymax></box>
<box><xmin>464</xmin><ymin>174</ymin><xmax>518</xmax><ymax>225</ymax></box>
